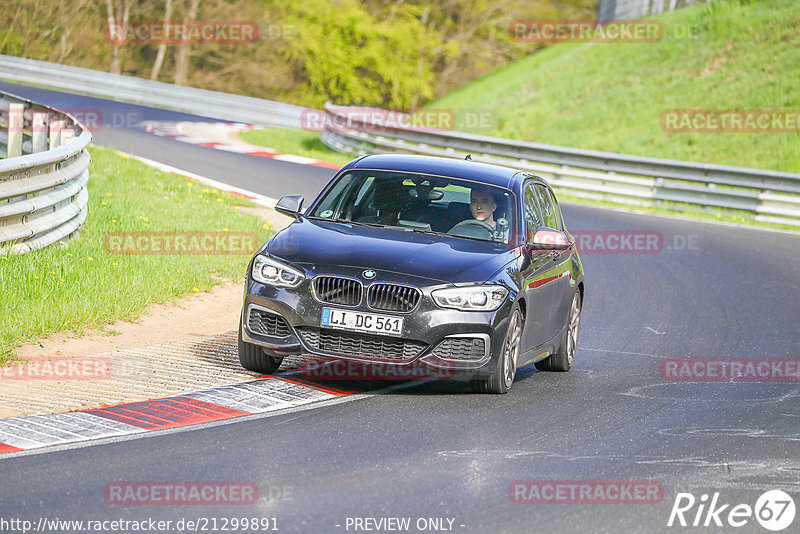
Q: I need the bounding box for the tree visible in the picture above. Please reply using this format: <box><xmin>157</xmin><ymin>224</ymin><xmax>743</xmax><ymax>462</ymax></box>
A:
<box><xmin>173</xmin><ymin>0</ymin><xmax>198</xmax><ymax>85</ymax></box>
<box><xmin>149</xmin><ymin>0</ymin><xmax>172</xmax><ymax>80</ymax></box>
<box><xmin>105</xmin><ymin>0</ymin><xmax>134</xmax><ymax>74</ymax></box>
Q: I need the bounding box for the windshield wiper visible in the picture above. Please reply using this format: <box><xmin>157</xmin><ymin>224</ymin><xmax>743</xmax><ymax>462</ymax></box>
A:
<box><xmin>308</xmin><ymin>216</ymin><xmax>385</xmax><ymax>228</ymax></box>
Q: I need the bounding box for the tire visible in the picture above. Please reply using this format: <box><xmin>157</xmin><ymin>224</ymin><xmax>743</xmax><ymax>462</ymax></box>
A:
<box><xmin>238</xmin><ymin>317</ymin><xmax>283</xmax><ymax>374</ymax></box>
<box><xmin>471</xmin><ymin>307</ymin><xmax>523</xmax><ymax>394</ymax></box>
<box><xmin>535</xmin><ymin>290</ymin><xmax>581</xmax><ymax>372</ymax></box>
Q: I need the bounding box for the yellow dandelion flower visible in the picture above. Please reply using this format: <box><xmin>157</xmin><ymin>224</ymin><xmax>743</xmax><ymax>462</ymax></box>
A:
<box><xmin>203</xmin><ymin>188</ymin><xmax>209</xmax><ymax>193</ymax></box>
<box><xmin>87</xmin><ymin>257</ymin><xmax>93</xmax><ymax>261</ymax></box>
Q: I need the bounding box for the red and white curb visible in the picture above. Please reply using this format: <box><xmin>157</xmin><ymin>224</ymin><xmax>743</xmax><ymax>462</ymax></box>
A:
<box><xmin>142</xmin><ymin>121</ymin><xmax>340</xmax><ymax>170</ymax></box>
<box><xmin>0</xmin><ymin>376</ymin><xmax>351</xmax><ymax>455</ymax></box>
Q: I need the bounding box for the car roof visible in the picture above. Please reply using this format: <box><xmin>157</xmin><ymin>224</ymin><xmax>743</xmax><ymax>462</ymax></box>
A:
<box><xmin>346</xmin><ymin>154</ymin><xmax>537</xmax><ymax>190</ymax></box>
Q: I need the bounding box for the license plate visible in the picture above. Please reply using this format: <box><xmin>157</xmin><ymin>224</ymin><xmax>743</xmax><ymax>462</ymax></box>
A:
<box><xmin>321</xmin><ymin>308</ymin><xmax>403</xmax><ymax>337</ymax></box>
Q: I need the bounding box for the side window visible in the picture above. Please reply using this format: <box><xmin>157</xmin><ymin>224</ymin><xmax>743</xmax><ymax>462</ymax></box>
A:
<box><xmin>523</xmin><ymin>184</ymin><xmax>543</xmax><ymax>240</ymax></box>
<box><xmin>547</xmin><ymin>188</ymin><xmax>564</xmax><ymax>230</ymax></box>
<box><xmin>534</xmin><ymin>185</ymin><xmax>558</xmax><ymax>229</ymax></box>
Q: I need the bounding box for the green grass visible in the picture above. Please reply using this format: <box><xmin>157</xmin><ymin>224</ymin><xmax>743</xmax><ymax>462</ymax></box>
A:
<box><xmin>0</xmin><ymin>146</ymin><xmax>275</xmax><ymax>365</ymax></box>
<box><xmin>240</xmin><ymin>127</ymin><xmax>353</xmax><ymax>167</ymax></box>
<box><xmin>432</xmin><ymin>0</ymin><xmax>800</xmax><ymax>173</ymax></box>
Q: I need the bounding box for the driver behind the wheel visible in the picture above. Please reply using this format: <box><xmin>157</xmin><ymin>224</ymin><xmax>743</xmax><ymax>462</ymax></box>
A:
<box><xmin>469</xmin><ymin>189</ymin><xmax>497</xmax><ymax>227</ymax></box>
<box><xmin>448</xmin><ymin>188</ymin><xmax>508</xmax><ymax>241</ymax></box>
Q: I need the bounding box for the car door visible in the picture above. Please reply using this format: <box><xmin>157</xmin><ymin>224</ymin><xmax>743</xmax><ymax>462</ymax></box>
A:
<box><xmin>534</xmin><ymin>184</ymin><xmax>575</xmax><ymax>339</ymax></box>
<box><xmin>519</xmin><ymin>182</ymin><xmax>562</xmax><ymax>352</ymax></box>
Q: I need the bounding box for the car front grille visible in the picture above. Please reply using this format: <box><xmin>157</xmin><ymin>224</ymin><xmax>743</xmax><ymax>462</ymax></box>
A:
<box><xmin>296</xmin><ymin>327</ymin><xmax>427</xmax><ymax>361</ymax></box>
<box><xmin>431</xmin><ymin>337</ymin><xmax>487</xmax><ymax>360</ymax></box>
<box><xmin>248</xmin><ymin>308</ymin><xmax>292</xmax><ymax>338</ymax></box>
<box><xmin>313</xmin><ymin>276</ymin><xmax>363</xmax><ymax>306</ymax></box>
<box><xmin>367</xmin><ymin>283</ymin><xmax>421</xmax><ymax>312</ymax></box>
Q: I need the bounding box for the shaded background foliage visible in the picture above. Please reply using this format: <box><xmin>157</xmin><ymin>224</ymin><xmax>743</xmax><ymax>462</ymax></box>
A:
<box><xmin>0</xmin><ymin>0</ymin><xmax>597</xmax><ymax>109</ymax></box>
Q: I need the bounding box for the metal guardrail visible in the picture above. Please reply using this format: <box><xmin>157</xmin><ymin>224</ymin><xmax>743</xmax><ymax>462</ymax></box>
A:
<box><xmin>0</xmin><ymin>91</ymin><xmax>91</xmax><ymax>253</ymax></box>
<box><xmin>320</xmin><ymin>104</ymin><xmax>800</xmax><ymax>226</ymax></box>
<box><xmin>0</xmin><ymin>54</ymin><xmax>307</xmax><ymax>129</ymax></box>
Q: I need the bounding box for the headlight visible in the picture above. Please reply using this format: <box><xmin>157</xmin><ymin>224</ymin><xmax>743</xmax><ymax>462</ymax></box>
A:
<box><xmin>432</xmin><ymin>285</ymin><xmax>508</xmax><ymax>311</ymax></box>
<box><xmin>252</xmin><ymin>255</ymin><xmax>304</xmax><ymax>288</ymax></box>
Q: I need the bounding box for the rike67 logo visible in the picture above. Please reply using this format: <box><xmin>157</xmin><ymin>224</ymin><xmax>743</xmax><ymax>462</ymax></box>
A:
<box><xmin>668</xmin><ymin>490</ymin><xmax>796</xmax><ymax>531</ymax></box>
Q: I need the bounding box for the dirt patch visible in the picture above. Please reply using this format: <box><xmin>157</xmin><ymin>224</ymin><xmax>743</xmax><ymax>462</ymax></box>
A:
<box><xmin>15</xmin><ymin>282</ymin><xmax>245</xmax><ymax>361</ymax></box>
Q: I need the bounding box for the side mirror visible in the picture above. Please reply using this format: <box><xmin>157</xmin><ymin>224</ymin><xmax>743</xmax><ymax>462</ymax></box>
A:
<box><xmin>527</xmin><ymin>228</ymin><xmax>573</xmax><ymax>251</ymax></box>
<box><xmin>275</xmin><ymin>195</ymin><xmax>304</xmax><ymax>219</ymax></box>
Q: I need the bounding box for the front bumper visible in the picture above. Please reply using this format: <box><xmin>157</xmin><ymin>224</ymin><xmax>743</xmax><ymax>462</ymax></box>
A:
<box><xmin>241</xmin><ymin>265</ymin><xmax>514</xmax><ymax>379</ymax></box>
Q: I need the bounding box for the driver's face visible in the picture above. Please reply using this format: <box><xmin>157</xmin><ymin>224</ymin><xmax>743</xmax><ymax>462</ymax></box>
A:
<box><xmin>470</xmin><ymin>191</ymin><xmax>496</xmax><ymax>222</ymax></box>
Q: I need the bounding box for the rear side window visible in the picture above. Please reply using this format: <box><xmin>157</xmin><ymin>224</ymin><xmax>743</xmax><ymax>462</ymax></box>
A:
<box><xmin>534</xmin><ymin>185</ymin><xmax>559</xmax><ymax>229</ymax></box>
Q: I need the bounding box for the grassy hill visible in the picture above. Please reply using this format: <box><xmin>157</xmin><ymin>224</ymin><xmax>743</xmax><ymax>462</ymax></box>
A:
<box><xmin>431</xmin><ymin>0</ymin><xmax>800</xmax><ymax>173</ymax></box>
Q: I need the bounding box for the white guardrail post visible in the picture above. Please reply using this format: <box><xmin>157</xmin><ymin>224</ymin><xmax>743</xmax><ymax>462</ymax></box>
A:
<box><xmin>319</xmin><ymin>103</ymin><xmax>800</xmax><ymax>227</ymax></box>
<box><xmin>0</xmin><ymin>91</ymin><xmax>92</xmax><ymax>253</ymax></box>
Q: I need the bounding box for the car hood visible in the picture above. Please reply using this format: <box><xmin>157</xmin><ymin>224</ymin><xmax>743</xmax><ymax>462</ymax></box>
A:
<box><xmin>266</xmin><ymin>218</ymin><xmax>516</xmax><ymax>283</ymax></box>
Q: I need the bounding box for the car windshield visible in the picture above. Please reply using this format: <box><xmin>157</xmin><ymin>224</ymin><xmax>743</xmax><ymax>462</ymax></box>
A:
<box><xmin>308</xmin><ymin>170</ymin><xmax>516</xmax><ymax>245</ymax></box>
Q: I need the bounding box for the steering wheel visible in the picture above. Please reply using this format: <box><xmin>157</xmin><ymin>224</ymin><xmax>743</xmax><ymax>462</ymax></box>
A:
<box><xmin>449</xmin><ymin>219</ymin><xmax>495</xmax><ymax>238</ymax></box>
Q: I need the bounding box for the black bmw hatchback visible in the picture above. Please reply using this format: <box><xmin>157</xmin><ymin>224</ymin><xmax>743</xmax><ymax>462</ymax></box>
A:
<box><xmin>239</xmin><ymin>154</ymin><xmax>584</xmax><ymax>393</ymax></box>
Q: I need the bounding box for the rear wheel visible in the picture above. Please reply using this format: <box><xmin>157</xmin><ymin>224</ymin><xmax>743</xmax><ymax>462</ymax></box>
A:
<box><xmin>471</xmin><ymin>307</ymin><xmax>523</xmax><ymax>394</ymax></box>
<box><xmin>238</xmin><ymin>317</ymin><xmax>283</xmax><ymax>374</ymax></box>
<box><xmin>535</xmin><ymin>290</ymin><xmax>581</xmax><ymax>372</ymax></box>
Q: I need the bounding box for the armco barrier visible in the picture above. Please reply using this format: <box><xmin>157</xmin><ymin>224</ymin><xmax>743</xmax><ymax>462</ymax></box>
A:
<box><xmin>320</xmin><ymin>103</ymin><xmax>800</xmax><ymax>227</ymax></box>
<box><xmin>0</xmin><ymin>54</ymin><xmax>307</xmax><ymax>129</ymax></box>
<box><xmin>3</xmin><ymin>55</ymin><xmax>797</xmax><ymax>226</ymax></box>
<box><xmin>0</xmin><ymin>91</ymin><xmax>91</xmax><ymax>253</ymax></box>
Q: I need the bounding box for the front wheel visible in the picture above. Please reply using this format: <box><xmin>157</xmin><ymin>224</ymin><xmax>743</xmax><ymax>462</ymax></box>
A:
<box><xmin>471</xmin><ymin>307</ymin><xmax>523</xmax><ymax>394</ymax></box>
<box><xmin>238</xmin><ymin>317</ymin><xmax>283</xmax><ymax>374</ymax></box>
<box><xmin>535</xmin><ymin>290</ymin><xmax>581</xmax><ymax>372</ymax></box>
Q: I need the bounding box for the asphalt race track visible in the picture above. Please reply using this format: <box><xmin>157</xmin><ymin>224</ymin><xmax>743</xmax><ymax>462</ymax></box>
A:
<box><xmin>1</xmin><ymin>81</ymin><xmax>799</xmax><ymax>533</ymax></box>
